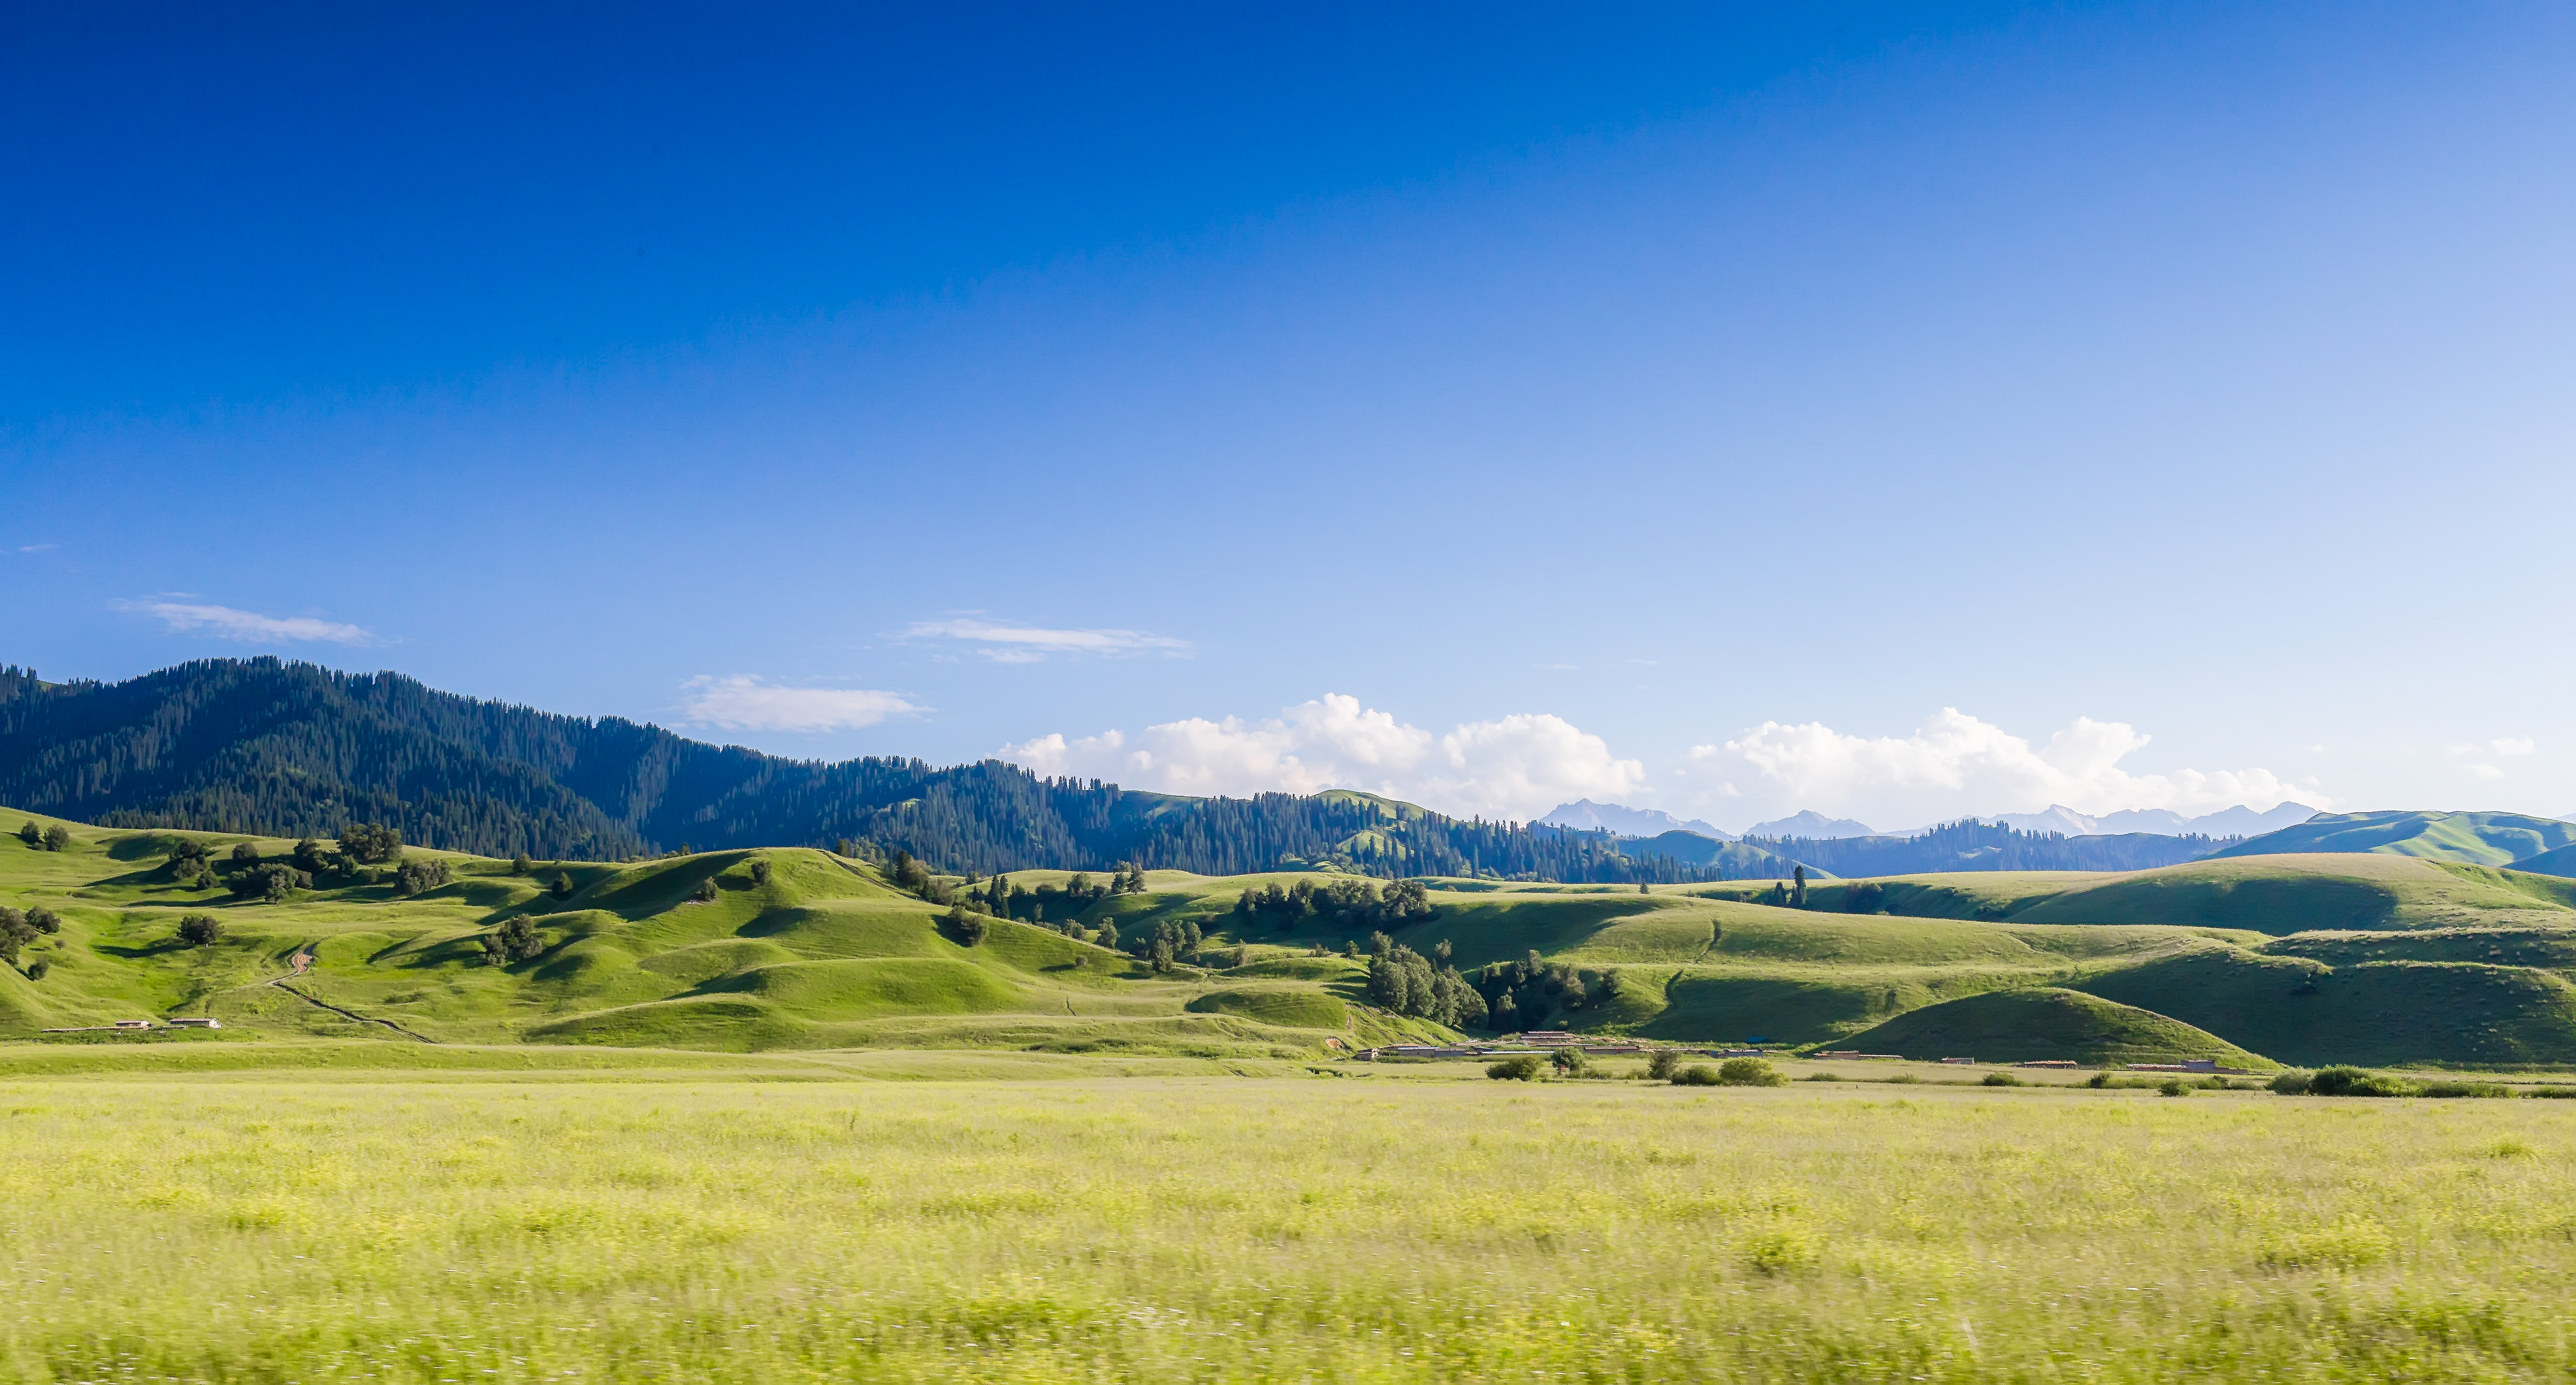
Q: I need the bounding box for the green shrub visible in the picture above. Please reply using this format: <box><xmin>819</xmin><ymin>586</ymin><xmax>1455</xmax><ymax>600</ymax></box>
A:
<box><xmin>550</xmin><ymin>871</ymin><xmax>574</xmax><ymax>900</ymax></box>
<box><xmin>944</xmin><ymin>905</ymin><xmax>989</xmax><ymax>947</ymax></box>
<box><xmin>1982</xmin><ymin>1072</ymin><xmax>2022</xmax><ymax>1087</ymax></box>
<box><xmin>2268</xmin><ymin>1071</ymin><xmax>2312</xmax><ymax>1095</ymax></box>
<box><xmin>1646</xmin><ymin>1050</ymin><xmax>1682</xmax><ymax>1081</ymax></box>
<box><xmin>691</xmin><ymin>877</ymin><xmax>720</xmax><ymax>903</ymax></box>
<box><xmin>2416</xmin><ymin>1081</ymin><xmax>2510</xmax><ymax>1099</ymax></box>
<box><xmin>2523</xmin><ymin>1086</ymin><xmax>2576</xmax><ymax>1099</ymax></box>
<box><xmin>176</xmin><ymin>914</ymin><xmax>224</xmax><ymax>947</ymax></box>
<box><xmin>1486</xmin><ymin>1056</ymin><xmax>1543</xmax><ymax>1081</ymax></box>
<box><xmin>12</xmin><ymin>821</ymin><xmax>36</xmax><ymax>848</ymax></box>
<box><xmin>511</xmin><ymin>853</ymin><xmax>533</xmax><ymax>875</ymax></box>
<box><xmin>40</xmin><ymin>824</ymin><xmax>70</xmax><ymax>852</ymax></box>
<box><xmin>749</xmin><ymin>859</ymin><xmax>773</xmax><ymax>886</ymax></box>
<box><xmin>26</xmin><ymin>907</ymin><xmax>59</xmax><ymax>935</ymax></box>
<box><xmin>1718</xmin><ymin>1058</ymin><xmax>1786</xmax><ymax>1087</ymax></box>
<box><xmin>338</xmin><ymin>822</ymin><xmax>403</xmax><ymax>865</ymax></box>
<box><xmin>2307</xmin><ymin>1066</ymin><xmax>2412</xmax><ymax>1098</ymax></box>
<box><xmin>482</xmin><ymin>916</ymin><xmax>544</xmax><ymax>965</ymax></box>
<box><xmin>1801</xmin><ymin>1072</ymin><xmax>1841</xmax><ymax>1082</ymax></box>
<box><xmin>2158</xmin><ymin>1079</ymin><xmax>2190</xmax><ymax>1097</ymax></box>
<box><xmin>1550</xmin><ymin>1048</ymin><xmax>1588</xmax><ymax>1075</ymax></box>
<box><xmin>1882</xmin><ymin>1073</ymin><xmax>1919</xmax><ymax>1085</ymax></box>
<box><xmin>394</xmin><ymin>859</ymin><xmax>452</xmax><ymax>897</ymax></box>
<box><xmin>2087</xmin><ymin>1072</ymin><xmax>2112</xmax><ymax>1089</ymax></box>
<box><xmin>1673</xmin><ymin>1065</ymin><xmax>1720</xmax><ymax>1086</ymax></box>
<box><xmin>24</xmin><ymin>958</ymin><xmax>48</xmax><ymax>981</ymax></box>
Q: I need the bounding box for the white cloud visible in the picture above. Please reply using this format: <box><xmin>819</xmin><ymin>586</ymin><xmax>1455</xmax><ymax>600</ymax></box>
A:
<box><xmin>2449</xmin><ymin>737</ymin><xmax>2536</xmax><ymax>758</ymax></box>
<box><xmin>114</xmin><ymin>599</ymin><xmax>374</xmax><ymax>645</ymax></box>
<box><xmin>1680</xmin><ymin>708</ymin><xmax>2323</xmax><ymax>826</ymax></box>
<box><xmin>1003</xmin><ymin>694</ymin><xmax>1644</xmax><ymax>819</ymax></box>
<box><xmin>2467</xmin><ymin>763</ymin><xmax>2507</xmax><ymax>782</ymax></box>
<box><xmin>901</xmin><ymin>618</ymin><xmax>1190</xmax><ymax>660</ymax></box>
<box><xmin>678</xmin><ymin>675</ymin><xmax>922</xmax><ymax>732</ymax></box>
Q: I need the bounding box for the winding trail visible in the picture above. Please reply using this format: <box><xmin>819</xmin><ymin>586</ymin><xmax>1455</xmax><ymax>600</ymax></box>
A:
<box><xmin>260</xmin><ymin>946</ymin><xmax>441</xmax><ymax>1044</ymax></box>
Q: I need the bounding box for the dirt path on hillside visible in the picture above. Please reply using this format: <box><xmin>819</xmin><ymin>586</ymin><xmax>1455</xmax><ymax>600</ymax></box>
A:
<box><xmin>258</xmin><ymin>946</ymin><xmax>441</xmax><ymax>1044</ymax></box>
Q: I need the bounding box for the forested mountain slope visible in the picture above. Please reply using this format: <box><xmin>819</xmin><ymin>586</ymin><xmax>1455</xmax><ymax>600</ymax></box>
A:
<box><xmin>0</xmin><ymin>661</ymin><xmax>1792</xmax><ymax>882</ymax></box>
<box><xmin>1725</xmin><ymin>820</ymin><xmax>2230</xmax><ymax>875</ymax></box>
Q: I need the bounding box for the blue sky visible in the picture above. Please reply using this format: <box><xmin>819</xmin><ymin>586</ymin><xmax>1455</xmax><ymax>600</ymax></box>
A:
<box><xmin>6</xmin><ymin>3</ymin><xmax>2572</xmax><ymax>830</ymax></box>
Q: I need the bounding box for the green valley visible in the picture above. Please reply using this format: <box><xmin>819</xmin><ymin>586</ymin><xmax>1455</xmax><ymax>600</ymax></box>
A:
<box><xmin>16</xmin><ymin>805</ymin><xmax>2576</xmax><ymax>1071</ymax></box>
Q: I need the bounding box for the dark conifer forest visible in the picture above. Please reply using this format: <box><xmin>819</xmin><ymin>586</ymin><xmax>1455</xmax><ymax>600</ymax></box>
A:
<box><xmin>0</xmin><ymin>660</ymin><xmax>1790</xmax><ymax>880</ymax></box>
<box><xmin>0</xmin><ymin>661</ymin><xmax>2233</xmax><ymax>881</ymax></box>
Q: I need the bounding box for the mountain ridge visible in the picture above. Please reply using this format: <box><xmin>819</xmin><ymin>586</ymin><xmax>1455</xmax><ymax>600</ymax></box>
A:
<box><xmin>0</xmin><ymin>660</ymin><xmax>1785</xmax><ymax>885</ymax></box>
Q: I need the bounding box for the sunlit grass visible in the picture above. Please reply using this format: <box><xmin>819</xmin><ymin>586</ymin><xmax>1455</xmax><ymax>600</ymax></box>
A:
<box><xmin>8</xmin><ymin>1073</ymin><xmax>2576</xmax><ymax>1380</ymax></box>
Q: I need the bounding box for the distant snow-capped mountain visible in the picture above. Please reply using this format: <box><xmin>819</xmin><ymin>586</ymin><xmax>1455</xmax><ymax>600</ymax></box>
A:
<box><xmin>1742</xmin><ymin>810</ymin><xmax>1880</xmax><ymax>840</ymax></box>
<box><xmin>1978</xmin><ymin>802</ymin><xmax>2319</xmax><ymax>837</ymax></box>
<box><xmin>1536</xmin><ymin>800</ymin><xmax>1734</xmax><ymax>841</ymax></box>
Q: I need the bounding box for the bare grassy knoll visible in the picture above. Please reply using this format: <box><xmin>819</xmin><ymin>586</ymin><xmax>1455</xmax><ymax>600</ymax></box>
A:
<box><xmin>10</xmin><ymin>1070</ymin><xmax>2576</xmax><ymax>1381</ymax></box>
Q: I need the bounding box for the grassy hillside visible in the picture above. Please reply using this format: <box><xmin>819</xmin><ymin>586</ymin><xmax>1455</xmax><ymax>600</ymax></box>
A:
<box><xmin>1837</xmin><ymin>987</ymin><xmax>2275</xmax><ymax>1068</ymax></box>
<box><xmin>2211</xmin><ymin>809</ymin><xmax>2576</xmax><ymax>866</ymax></box>
<box><xmin>0</xmin><ymin>808</ymin><xmax>1440</xmax><ymax>1058</ymax></box>
<box><xmin>2507</xmin><ymin>841</ymin><xmax>2576</xmax><ymax>879</ymax></box>
<box><xmin>16</xmin><ymin>804</ymin><xmax>2576</xmax><ymax>1068</ymax></box>
<box><xmin>1696</xmin><ymin>853</ymin><xmax>2576</xmax><ymax>934</ymax></box>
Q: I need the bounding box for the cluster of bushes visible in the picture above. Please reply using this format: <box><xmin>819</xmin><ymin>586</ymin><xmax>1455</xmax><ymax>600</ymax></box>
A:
<box><xmin>2268</xmin><ymin>1067</ymin><xmax>2510</xmax><ymax>1099</ymax></box>
<box><xmin>1364</xmin><ymin>933</ymin><xmax>1485</xmax><ymax>1027</ymax></box>
<box><xmin>338</xmin><ymin>823</ymin><xmax>404</xmax><ymax>864</ymax></box>
<box><xmin>482</xmin><ymin>915</ymin><xmax>544</xmax><ymax>964</ymax></box>
<box><xmin>0</xmin><ymin>904</ymin><xmax>61</xmax><ymax>971</ymax></box>
<box><xmin>229</xmin><ymin>858</ymin><xmax>312</xmax><ymax>903</ymax></box>
<box><xmin>1128</xmin><ymin>916</ymin><xmax>1200</xmax><ymax>970</ymax></box>
<box><xmin>974</xmin><ymin>866</ymin><xmax>1142</xmax><ymax>921</ymax></box>
<box><xmin>1647</xmin><ymin>1050</ymin><xmax>1788</xmax><ymax>1087</ymax></box>
<box><xmin>1486</xmin><ymin>1050</ymin><xmax>1790</xmax><ymax>1086</ymax></box>
<box><xmin>176</xmin><ymin>913</ymin><xmax>223</xmax><ymax>947</ymax></box>
<box><xmin>162</xmin><ymin>824</ymin><xmax>418</xmax><ymax>901</ymax></box>
<box><xmin>1235</xmin><ymin>877</ymin><xmax>1435</xmax><ymax>931</ymax></box>
<box><xmin>14</xmin><ymin>820</ymin><xmax>72</xmax><ymax>852</ymax></box>
<box><xmin>1472</xmin><ymin>951</ymin><xmax>1614</xmax><ymax>1032</ymax></box>
<box><xmin>393</xmin><ymin>859</ymin><xmax>452</xmax><ymax>897</ymax></box>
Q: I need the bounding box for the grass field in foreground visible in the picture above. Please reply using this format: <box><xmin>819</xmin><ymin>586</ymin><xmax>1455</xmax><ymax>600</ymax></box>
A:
<box><xmin>10</xmin><ymin>1070</ymin><xmax>2576</xmax><ymax>1382</ymax></box>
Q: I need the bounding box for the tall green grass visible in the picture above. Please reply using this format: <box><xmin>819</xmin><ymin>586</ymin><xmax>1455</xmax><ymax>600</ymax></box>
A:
<box><xmin>10</xmin><ymin>1072</ymin><xmax>2576</xmax><ymax>1381</ymax></box>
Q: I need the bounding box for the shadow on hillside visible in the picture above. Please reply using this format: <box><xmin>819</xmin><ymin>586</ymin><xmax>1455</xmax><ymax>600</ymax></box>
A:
<box><xmin>94</xmin><ymin>938</ymin><xmax>193</xmax><ymax>960</ymax></box>
<box><xmin>103</xmin><ymin>833</ymin><xmax>196</xmax><ymax>862</ymax></box>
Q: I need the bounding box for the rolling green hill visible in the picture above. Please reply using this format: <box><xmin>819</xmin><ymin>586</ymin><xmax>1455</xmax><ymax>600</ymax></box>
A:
<box><xmin>1696</xmin><ymin>853</ymin><xmax>2576</xmax><ymax>934</ymax></box>
<box><xmin>2506</xmin><ymin>842</ymin><xmax>2576</xmax><ymax>879</ymax></box>
<box><xmin>15</xmin><ymin>802</ymin><xmax>2576</xmax><ymax>1069</ymax></box>
<box><xmin>2212</xmin><ymin>809</ymin><xmax>2576</xmax><ymax>866</ymax></box>
<box><xmin>0</xmin><ymin>808</ymin><xmax>1451</xmax><ymax>1058</ymax></box>
<box><xmin>1836</xmin><ymin>987</ymin><xmax>2274</xmax><ymax>1068</ymax></box>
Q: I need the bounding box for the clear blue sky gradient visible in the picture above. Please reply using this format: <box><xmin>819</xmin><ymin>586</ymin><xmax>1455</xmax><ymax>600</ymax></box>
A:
<box><xmin>5</xmin><ymin>3</ymin><xmax>2571</xmax><ymax>825</ymax></box>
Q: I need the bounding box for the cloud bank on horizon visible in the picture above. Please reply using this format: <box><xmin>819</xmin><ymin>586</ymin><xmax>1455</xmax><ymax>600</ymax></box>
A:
<box><xmin>1004</xmin><ymin>697</ymin><xmax>2324</xmax><ymax>828</ymax></box>
<box><xmin>1004</xmin><ymin>694</ymin><xmax>1646</xmax><ymax>820</ymax></box>
<box><xmin>1688</xmin><ymin>709</ymin><xmax>2325</xmax><ymax>829</ymax></box>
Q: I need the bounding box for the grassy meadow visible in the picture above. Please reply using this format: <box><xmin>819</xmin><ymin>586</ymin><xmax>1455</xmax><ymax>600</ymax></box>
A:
<box><xmin>15</xmin><ymin>805</ymin><xmax>2576</xmax><ymax>1067</ymax></box>
<box><xmin>7</xmin><ymin>1065</ymin><xmax>2576</xmax><ymax>1381</ymax></box>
